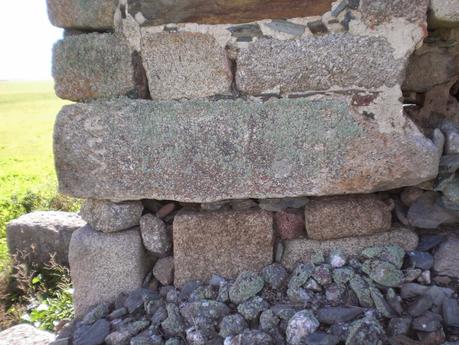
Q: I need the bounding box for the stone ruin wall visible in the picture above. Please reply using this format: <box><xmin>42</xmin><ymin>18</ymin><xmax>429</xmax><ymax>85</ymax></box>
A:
<box><xmin>43</xmin><ymin>0</ymin><xmax>459</xmax><ymax>317</ymax></box>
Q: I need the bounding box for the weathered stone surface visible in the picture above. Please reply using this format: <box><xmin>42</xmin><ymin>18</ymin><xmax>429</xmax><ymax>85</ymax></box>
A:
<box><xmin>54</xmin><ymin>97</ymin><xmax>440</xmax><ymax>203</ymax></box>
<box><xmin>173</xmin><ymin>209</ymin><xmax>273</xmax><ymax>286</ymax></box>
<box><xmin>403</xmin><ymin>50</ymin><xmax>459</xmax><ymax>92</ymax></box>
<box><xmin>274</xmin><ymin>209</ymin><xmax>305</xmax><ymax>240</ymax></box>
<box><xmin>7</xmin><ymin>211</ymin><xmax>85</xmax><ymax>266</ymax></box>
<box><xmin>434</xmin><ymin>235</ymin><xmax>459</xmax><ymax>278</ymax></box>
<box><xmin>140</xmin><ymin>214</ymin><xmax>171</xmax><ymax>257</ymax></box>
<box><xmin>69</xmin><ymin>225</ymin><xmax>149</xmax><ymax>317</ymax></box>
<box><xmin>281</xmin><ymin>228</ymin><xmax>418</xmax><ymax>270</ymax></box>
<box><xmin>429</xmin><ymin>0</ymin><xmax>459</xmax><ymax>27</ymax></box>
<box><xmin>304</xmin><ymin>195</ymin><xmax>393</xmax><ymax>240</ymax></box>
<box><xmin>126</xmin><ymin>0</ymin><xmax>333</xmax><ymax>25</ymax></box>
<box><xmin>236</xmin><ymin>34</ymin><xmax>403</xmax><ymax>95</ymax></box>
<box><xmin>47</xmin><ymin>0</ymin><xmax>117</xmax><ymax>30</ymax></box>
<box><xmin>80</xmin><ymin>199</ymin><xmax>143</xmax><ymax>233</ymax></box>
<box><xmin>0</xmin><ymin>324</ymin><xmax>55</xmax><ymax>345</ymax></box>
<box><xmin>52</xmin><ymin>33</ymin><xmax>135</xmax><ymax>101</ymax></box>
<box><xmin>140</xmin><ymin>32</ymin><xmax>232</xmax><ymax>100</ymax></box>
<box><xmin>360</xmin><ymin>0</ymin><xmax>429</xmax><ymax>25</ymax></box>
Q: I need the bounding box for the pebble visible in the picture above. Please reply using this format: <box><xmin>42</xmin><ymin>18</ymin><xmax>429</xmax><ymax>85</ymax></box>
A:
<box><xmin>317</xmin><ymin>306</ymin><xmax>364</xmax><ymax>325</ymax></box>
<box><xmin>288</xmin><ymin>263</ymin><xmax>314</xmax><ymax>289</ymax></box>
<box><xmin>286</xmin><ymin>310</ymin><xmax>320</xmax><ymax>345</ymax></box>
<box><xmin>219</xmin><ymin>314</ymin><xmax>248</xmax><ymax>338</ymax></box>
<box><xmin>305</xmin><ymin>332</ymin><xmax>340</xmax><ymax>345</ymax></box>
<box><xmin>261</xmin><ymin>263</ymin><xmax>288</xmax><ymax>290</ymax></box>
<box><xmin>407</xmin><ymin>251</ymin><xmax>434</xmax><ymax>270</ymax></box>
<box><xmin>387</xmin><ymin>317</ymin><xmax>412</xmax><ymax>337</ymax></box>
<box><xmin>412</xmin><ymin>312</ymin><xmax>442</xmax><ymax>332</ymax></box>
<box><xmin>345</xmin><ymin>317</ymin><xmax>386</xmax><ymax>345</ymax></box>
<box><xmin>229</xmin><ymin>272</ymin><xmax>264</xmax><ymax>304</ymax></box>
<box><xmin>74</xmin><ymin>319</ymin><xmax>110</xmax><ymax>345</ymax></box>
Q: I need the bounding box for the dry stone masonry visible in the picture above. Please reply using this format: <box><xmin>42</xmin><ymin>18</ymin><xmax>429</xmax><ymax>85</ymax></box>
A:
<box><xmin>9</xmin><ymin>0</ymin><xmax>459</xmax><ymax>343</ymax></box>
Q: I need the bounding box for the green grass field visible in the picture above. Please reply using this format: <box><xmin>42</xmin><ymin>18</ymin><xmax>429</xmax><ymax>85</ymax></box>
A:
<box><xmin>0</xmin><ymin>81</ymin><xmax>71</xmax><ymax>270</ymax></box>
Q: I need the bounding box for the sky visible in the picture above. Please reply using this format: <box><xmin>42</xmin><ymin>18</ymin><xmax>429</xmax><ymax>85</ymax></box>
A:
<box><xmin>0</xmin><ymin>1</ymin><xmax>63</xmax><ymax>80</ymax></box>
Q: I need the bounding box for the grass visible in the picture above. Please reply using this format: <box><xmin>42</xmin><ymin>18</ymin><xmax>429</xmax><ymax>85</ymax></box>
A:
<box><xmin>0</xmin><ymin>81</ymin><xmax>79</xmax><ymax>330</ymax></box>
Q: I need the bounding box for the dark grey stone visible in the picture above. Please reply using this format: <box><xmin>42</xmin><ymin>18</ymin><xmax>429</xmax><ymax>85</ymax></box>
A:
<box><xmin>345</xmin><ymin>317</ymin><xmax>386</xmax><ymax>345</ymax></box>
<box><xmin>407</xmin><ymin>296</ymin><xmax>433</xmax><ymax>317</ymax></box>
<box><xmin>417</xmin><ymin>235</ymin><xmax>446</xmax><ymax>251</ymax></box>
<box><xmin>443</xmin><ymin>298</ymin><xmax>459</xmax><ymax>328</ymax></box>
<box><xmin>387</xmin><ymin>317</ymin><xmax>411</xmax><ymax>337</ymax></box>
<box><xmin>237</xmin><ymin>296</ymin><xmax>269</xmax><ymax>321</ymax></box>
<box><xmin>218</xmin><ymin>314</ymin><xmax>248</xmax><ymax>337</ymax></box>
<box><xmin>412</xmin><ymin>312</ymin><xmax>442</xmax><ymax>332</ymax></box>
<box><xmin>261</xmin><ymin>263</ymin><xmax>288</xmax><ymax>290</ymax></box>
<box><xmin>317</xmin><ymin>307</ymin><xmax>364</xmax><ymax>325</ymax></box>
<box><xmin>265</xmin><ymin>20</ymin><xmax>305</xmax><ymax>36</ymax></box>
<box><xmin>229</xmin><ymin>272</ymin><xmax>264</xmax><ymax>304</ymax></box>
<box><xmin>407</xmin><ymin>251</ymin><xmax>434</xmax><ymax>270</ymax></box>
<box><xmin>74</xmin><ymin>319</ymin><xmax>110</xmax><ymax>345</ymax></box>
<box><xmin>305</xmin><ymin>332</ymin><xmax>340</xmax><ymax>345</ymax></box>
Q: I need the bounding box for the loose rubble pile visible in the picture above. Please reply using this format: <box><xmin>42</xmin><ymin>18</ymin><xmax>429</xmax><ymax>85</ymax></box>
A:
<box><xmin>58</xmin><ymin>238</ymin><xmax>458</xmax><ymax>345</ymax></box>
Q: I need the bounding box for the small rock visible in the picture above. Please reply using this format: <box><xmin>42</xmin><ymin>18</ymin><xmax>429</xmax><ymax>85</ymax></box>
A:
<box><xmin>307</xmin><ymin>20</ymin><xmax>329</xmax><ymax>34</ymax></box>
<box><xmin>434</xmin><ymin>235</ymin><xmax>459</xmax><ymax>278</ymax></box>
<box><xmin>412</xmin><ymin>312</ymin><xmax>442</xmax><ymax>332</ymax></box>
<box><xmin>229</xmin><ymin>329</ymin><xmax>273</xmax><ymax>345</ymax></box>
<box><xmin>140</xmin><ymin>214</ymin><xmax>171</xmax><ymax>257</ymax></box>
<box><xmin>80</xmin><ymin>200</ymin><xmax>143</xmax><ymax>233</ymax></box>
<box><xmin>286</xmin><ymin>310</ymin><xmax>320</xmax><ymax>345</ymax></box>
<box><xmin>387</xmin><ymin>317</ymin><xmax>412</xmax><ymax>337</ymax></box>
<box><xmin>417</xmin><ymin>270</ymin><xmax>431</xmax><ymax>285</ymax></box>
<box><xmin>442</xmin><ymin>298</ymin><xmax>459</xmax><ymax>328</ymax></box>
<box><xmin>400</xmin><ymin>283</ymin><xmax>428</xmax><ymax>299</ymax></box>
<box><xmin>229</xmin><ymin>271</ymin><xmax>264</xmax><ymax>304</ymax></box>
<box><xmin>261</xmin><ymin>263</ymin><xmax>288</xmax><ymax>290</ymax></box>
<box><xmin>230</xmin><ymin>199</ymin><xmax>258</xmax><ymax>211</ymax></box>
<box><xmin>274</xmin><ymin>209</ymin><xmax>305</xmax><ymax>240</ymax></box>
<box><xmin>288</xmin><ymin>263</ymin><xmax>314</xmax><ymax>289</ymax></box>
<box><xmin>287</xmin><ymin>286</ymin><xmax>311</xmax><ymax>304</ymax></box>
<box><xmin>265</xmin><ymin>20</ymin><xmax>306</xmax><ymax>37</ymax></box>
<box><xmin>312</xmin><ymin>264</ymin><xmax>332</xmax><ymax>286</ymax></box>
<box><xmin>403</xmin><ymin>269</ymin><xmax>422</xmax><ymax>283</ymax></box>
<box><xmin>105</xmin><ymin>331</ymin><xmax>131</xmax><ymax>345</ymax></box>
<box><xmin>361</xmin><ymin>245</ymin><xmax>405</xmax><ymax>269</ymax></box>
<box><xmin>305</xmin><ymin>332</ymin><xmax>340</xmax><ymax>345</ymax></box>
<box><xmin>400</xmin><ymin>188</ymin><xmax>424</xmax><ymax>207</ymax></box>
<box><xmin>416</xmin><ymin>235</ymin><xmax>445</xmax><ymax>251</ymax></box>
<box><xmin>108</xmin><ymin>308</ymin><xmax>128</xmax><ymax>321</ymax></box>
<box><xmin>156</xmin><ymin>203</ymin><xmax>177</xmax><ymax>219</ymax></box>
<box><xmin>407</xmin><ymin>296</ymin><xmax>433</xmax><ymax>317</ymax></box>
<box><xmin>317</xmin><ymin>307</ymin><xmax>364</xmax><ymax>325</ymax></box>
<box><xmin>332</xmin><ymin>267</ymin><xmax>355</xmax><ymax>284</ymax></box>
<box><xmin>186</xmin><ymin>327</ymin><xmax>207</xmax><ymax>345</ymax></box>
<box><xmin>82</xmin><ymin>304</ymin><xmax>110</xmax><ymax>325</ymax></box>
<box><xmin>219</xmin><ymin>314</ymin><xmax>248</xmax><ymax>337</ymax></box>
<box><xmin>329</xmin><ymin>250</ymin><xmax>347</xmax><ymax>268</ymax></box>
<box><xmin>153</xmin><ymin>257</ymin><xmax>174</xmax><ymax>286</ymax></box>
<box><xmin>74</xmin><ymin>319</ymin><xmax>110</xmax><ymax>345</ymax></box>
<box><xmin>345</xmin><ymin>317</ymin><xmax>386</xmax><ymax>345</ymax></box>
<box><xmin>386</xmin><ymin>289</ymin><xmax>403</xmax><ymax>316</ymax></box>
<box><xmin>370</xmin><ymin>287</ymin><xmax>395</xmax><ymax>318</ymax></box>
<box><xmin>364</xmin><ymin>260</ymin><xmax>403</xmax><ymax>287</ymax></box>
<box><xmin>305</xmin><ymin>278</ymin><xmax>322</xmax><ymax>292</ymax></box>
<box><xmin>161</xmin><ymin>304</ymin><xmax>185</xmax><ymax>337</ymax></box>
<box><xmin>407</xmin><ymin>251</ymin><xmax>434</xmax><ymax>270</ymax></box>
<box><xmin>164</xmin><ymin>338</ymin><xmax>184</xmax><ymax>345</ymax></box>
<box><xmin>237</xmin><ymin>296</ymin><xmax>269</xmax><ymax>321</ymax></box>
<box><xmin>259</xmin><ymin>310</ymin><xmax>280</xmax><ymax>331</ymax></box>
<box><xmin>325</xmin><ymin>284</ymin><xmax>346</xmax><ymax>305</ymax></box>
<box><xmin>125</xmin><ymin>288</ymin><xmax>158</xmax><ymax>314</ymax></box>
<box><xmin>180</xmin><ymin>300</ymin><xmax>230</xmax><ymax>324</ymax></box>
<box><xmin>349</xmin><ymin>275</ymin><xmax>373</xmax><ymax>307</ymax></box>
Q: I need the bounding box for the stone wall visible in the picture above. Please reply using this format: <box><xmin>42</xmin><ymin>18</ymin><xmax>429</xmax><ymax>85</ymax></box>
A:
<box><xmin>44</xmin><ymin>0</ymin><xmax>459</xmax><ymax>320</ymax></box>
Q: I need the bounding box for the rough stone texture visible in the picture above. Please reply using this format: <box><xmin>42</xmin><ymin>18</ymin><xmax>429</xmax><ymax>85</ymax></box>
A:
<box><xmin>140</xmin><ymin>32</ymin><xmax>232</xmax><ymax>100</ymax></box>
<box><xmin>69</xmin><ymin>225</ymin><xmax>149</xmax><ymax>317</ymax></box>
<box><xmin>140</xmin><ymin>214</ymin><xmax>171</xmax><ymax>257</ymax></box>
<box><xmin>80</xmin><ymin>199</ymin><xmax>143</xmax><ymax>233</ymax></box>
<box><xmin>304</xmin><ymin>195</ymin><xmax>393</xmax><ymax>240</ymax></box>
<box><xmin>47</xmin><ymin>0</ymin><xmax>117</xmax><ymax>30</ymax></box>
<box><xmin>6</xmin><ymin>211</ymin><xmax>85</xmax><ymax>266</ymax></box>
<box><xmin>54</xmin><ymin>97</ymin><xmax>440</xmax><ymax>203</ymax></box>
<box><xmin>0</xmin><ymin>324</ymin><xmax>55</xmax><ymax>344</ymax></box>
<box><xmin>126</xmin><ymin>0</ymin><xmax>333</xmax><ymax>25</ymax></box>
<box><xmin>429</xmin><ymin>0</ymin><xmax>459</xmax><ymax>27</ymax></box>
<box><xmin>173</xmin><ymin>209</ymin><xmax>273</xmax><ymax>286</ymax></box>
<box><xmin>281</xmin><ymin>228</ymin><xmax>418</xmax><ymax>270</ymax></box>
<box><xmin>52</xmin><ymin>33</ymin><xmax>135</xmax><ymax>101</ymax></box>
<box><xmin>236</xmin><ymin>34</ymin><xmax>403</xmax><ymax>95</ymax></box>
<box><xmin>360</xmin><ymin>0</ymin><xmax>429</xmax><ymax>25</ymax></box>
<box><xmin>403</xmin><ymin>50</ymin><xmax>459</xmax><ymax>92</ymax></box>
<box><xmin>433</xmin><ymin>235</ymin><xmax>459</xmax><ymax>278</ymax></box>
<box><xmin>274</xmin><ymin>210</ymin><xmax>305</xmax><ymax>240</ymax></box>
<box><xmin>153</xmin><ymin>256</ymin><xmax>175</xmax><ymax>285</ymax></box>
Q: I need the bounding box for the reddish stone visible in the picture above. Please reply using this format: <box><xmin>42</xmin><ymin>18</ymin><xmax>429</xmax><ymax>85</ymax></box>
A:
<box><xmin>274</xmin><ymin>209</ymin><xmax>305</xmax><ymax>240</ymax></box>
<box><xmin>156</xmin><ymin>203</ymin><xmax>177</xmax><ymax>219</ymax></box>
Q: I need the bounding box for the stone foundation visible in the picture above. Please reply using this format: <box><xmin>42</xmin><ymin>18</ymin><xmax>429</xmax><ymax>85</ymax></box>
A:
<box><xmin>39</xmin><ymin>0</ymin><xmax>459</xmax><ymax>342</ymax></box>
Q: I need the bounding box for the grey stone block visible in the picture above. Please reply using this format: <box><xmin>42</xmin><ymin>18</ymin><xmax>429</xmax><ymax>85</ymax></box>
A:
<box><xmin>429</xmin><ymin>0</ymin><xmax>459</xmax><ymax>27</ymax></box>
<box><xmin>47</xmin><ymin>0</ymin><xmax>117</xmax><ymax>30</ymax></box>
<box><xmin>7</xmin><ymin>211</ymin><xmax>85</xmax><ymax>266</ymax></box>
<box><xmin>140</xmin><ymin>32</ymin><xmax>232</xmax><ymax>100</ymax></box>
<box><xmin>236</xmin><ymin>34</ymin><xmax>403</xmax><ymax>95</ymax></box>
<box><xmin>80</xmin><ymin>199</ymin><xmax>143</xmax><ymax>233</ymax></box>
<box><xmin>0</xmin><ymin>324</ymin><xmax>55</xmax><ymax>345</ymax></box>
<box><xmin>54</xmin><ymin>96</ymin><xmax>440</xmax><ymax>202</ymax></box>
<box><xmin>69</xmin><ymin>225</ymin><xmax>150</xmax><ymax>317</ymax></box>
<box><xmin>52</xmin><ymin>33</ymin><xmax>135</xmax><ymax>101</ymax></box>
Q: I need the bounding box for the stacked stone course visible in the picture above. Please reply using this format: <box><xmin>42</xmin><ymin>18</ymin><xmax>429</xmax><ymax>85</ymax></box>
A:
<box><xmin>16</xmin><ymin>1</ymin><xmax>457</xmax><ymax>342</ymax></box>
